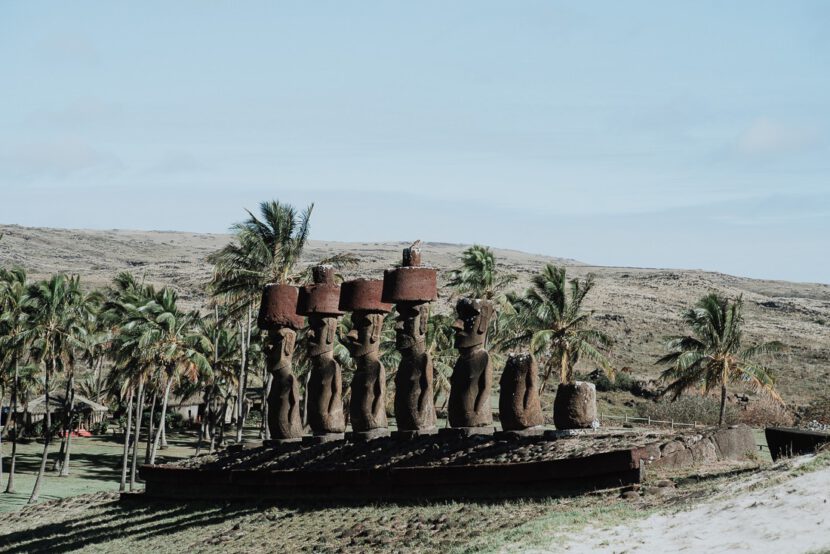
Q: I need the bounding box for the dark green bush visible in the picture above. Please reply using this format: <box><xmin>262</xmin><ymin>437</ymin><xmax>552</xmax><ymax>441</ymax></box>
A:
<box><xmin>594</xmin><ymin>371</ymin><xmax>635</xmax><ymax>393</ymax></box>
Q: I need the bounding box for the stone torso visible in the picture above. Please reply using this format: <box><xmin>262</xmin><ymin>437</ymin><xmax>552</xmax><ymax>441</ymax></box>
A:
<box><xmin>498</xmin><ymin>356</ymin><xmax>544</xmax><ymax>431</ymax></box>
<box><xmin>268</xmin><ymin>366</ymin><xmax>303</xmax><ymax>439</ymax></box>
<box><xmin>350</xmin><ymin>355</ymin><xmax>387</xmax><ymax>431</ymax></box>
<box><xmin>448</xmin><ymin>348</ymin><xmax>493</xmax><ymax>428</ymax></box>
<box><xmin>393</xmin><ymin>350</ymin><xmax>436</xmax><ymax>431</ymax></box>
<box><xmin>307</xmin><ymin>355</ymin><xmax>345</xmax><ymax>434</ymax></box>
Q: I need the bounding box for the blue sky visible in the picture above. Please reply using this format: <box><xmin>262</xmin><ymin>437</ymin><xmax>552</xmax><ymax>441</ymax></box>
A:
<box><xmin>1</xmin><ymin>1</ymin><xmax>828</xmax><ymax>283</ymax></box>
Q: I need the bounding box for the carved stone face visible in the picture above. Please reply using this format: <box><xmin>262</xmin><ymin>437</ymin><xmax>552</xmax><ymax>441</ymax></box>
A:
<box><xmin>453</xmin><ymin>298</ymin><xmax>494</xmax><ymax>350</ymax></box>
<box><xmin>266</xmin><ymin>327</ymin><xmax>297</xmax><ymax>370</ymax></box>
<box><xmin>394</xmin><ymin>303</ymin><xmax>429</xmax><ymax>350</ymax></box>
<box><xmin>346</xmin><ymin>312</ymin><xmax>384</xmax><ymax>358</ymax></box>
<box><xmin>306</xmin><ymin>314</ymin><xmax>338</xmax><ymax>357</ymax></box>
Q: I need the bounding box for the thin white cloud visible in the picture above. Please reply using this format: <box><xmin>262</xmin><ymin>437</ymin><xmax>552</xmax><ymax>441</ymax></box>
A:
<box><xmin>4</xmin><ymin>138</ymin><xmax>123</xmax><ymax>179</ymax></box>
<box><xmin>27</xmin><ymin>97</ymin><xmax>123</xmax><ymax>128</ymax></box>
<box><xmin>35</xmin><ymin>33</ymin><xmax>100</xmax><ymax>65</ymax></box>
<box><xmin>736</xmin><ymin>118</ymin><xmax>819</xmax><ymax>158</ymax></box>
<box><xmin>144</xmin><ymin>152</ymin><xmax>206</xmax><ymax>175</ymax></box>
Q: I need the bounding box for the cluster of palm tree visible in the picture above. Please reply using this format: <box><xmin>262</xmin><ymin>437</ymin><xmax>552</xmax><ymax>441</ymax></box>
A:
<box><xmin>0</xmin><ymin>267</ymin><xmax>216</xmax><ymax>501</ymax></box>
<box><xmin>444</xmin><ymin>244</ymin><xmax>786</xmax><ymax>426</ymax></box>
<box><xmin>0</xmin><ymin>199</ymin><xmax>789</xmax><ymax>507</ymax></box>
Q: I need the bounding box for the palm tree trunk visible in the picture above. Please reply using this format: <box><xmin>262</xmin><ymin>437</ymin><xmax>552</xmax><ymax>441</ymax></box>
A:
<box><xmin>718</xmin><ymin>361</ymin><xmax>730</xmax><ymax>427</ymax></box>
<box><xmin>261</xmin><ymin>371</ymin><xmax>272</xmax><ymax>440</ymax></box>
<box><xmin>149</xmin><ymin>377</ymin><xmax>173</xmax><ymax>465</ymax></box>
<box><xmin>5</xmin><ymin>359</ymin><xmax>20</xmax><ymax>494</ymax></box>
<box><xmin>235</xmin><ymin>306</ymin><xmax>251</xmax><ymax>443</ymax></box>
<box><xmin>53</xmin><ymin>374</ymin><xmax>74</xmax><ymax>473</ymax></box>
<box><xmin>129</xmin><ymin>380</ymin><xmax>145</xmax><ymax>491</ymax></box>
<box><xmin>59</xmin><ymin>374</ymin><xmax>76</xmax><ymax>476</ymax></box>
<box><xmin>119</xmin><ymin>388</ymin><xmax>134</xmax><ymax>492</ymax></box>
<box><xmin>28</xmin><ymin>361</ymin><xmax>52</xmax><ymax>504</ymax></box>
<box><xmin>144</xmin><ymin>391</ymin><xmax>157</xmax><ymax>464</ymax></box>
<box><xmin>719</xmin><ymin>383</ymin><xmax>728</xmax><ymax>426</ymax></box>
<box><xmin>160</xmin><ymin>416</ymin><xmax>167</xmax><ymax>449</ymax></box>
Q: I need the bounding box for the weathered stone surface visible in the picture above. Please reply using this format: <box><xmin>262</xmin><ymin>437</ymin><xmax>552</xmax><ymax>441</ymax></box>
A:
<box><xmin>448</xmin><ymin>298</ymin><xmax>494</xmax><ymax>429</ymax></box>
<box><xmin>712</xmin><ymin>424</ymin><xmax>757</xmax><ymax>459</ymax></box>
<box><xmin>385</xmin><ymin>245</ymin><xmax>438</xmax><ymax>433</ymax></box>
<box><xmin>303</xmin><ymin>266</ymin><xmax>345</xmax><ymax>435</ymax></box>
<box><xmin>298</xmin><ymin>265</ymin><xmax>344</xmax><ymax>317</ymax></box>
<box><xmin>339</xmin><ymin>278</ymin><xmax>393</xmax><ymax>313</ymax></box>
<box><xmin>381</xmin><ymin>245</ymin><xmax>438</xmax><ymax>303</ymax></box>
<box><xmin>553</xmin><ymin>381</ymin><xmax>598</xmax><ymax>430</ymax></box>
<box><xmin>498</xmin><ymin>353</ymin><xmax>544</xmax><ymax>431</ymax></box>
<box><xmin>345</xmin><ymin>311</ymin><xmax>388</xmax><ymax>433</ymax></box>
<box><xmin>259</xmin><ymin>284</ymin><xmax>304</xmax><ymax>441</ymax></box>
<box><xmin>257</xmin><ymin>284</ymin><xmax>305</xmax><ymax>330</ymax></box>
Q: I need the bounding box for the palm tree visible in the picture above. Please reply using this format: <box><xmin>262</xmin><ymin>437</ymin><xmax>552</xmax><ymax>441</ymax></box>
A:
<box><xmin>658</xmin><ymin>293</ymin><xmax>785</xmax><ymax>426</ymax></box>
<box><xmin>503</xmin><ymin>264</ymin><xmax>612</xmax><ymax>393</ymax></box>
<box><xmin>54</xmin><ymin>285</ymin><xmax>100</xmax><ymax>476</ymax></box>
<box><xmin>208</xmin><ymin>200</ymin><xmax>313</xmax><ymax>442</ymax></box>
<box><xmin>23</xmin><ymin>274</ymin><xmax>87</xmax><ymax>503</ymax></box>
<box><xmin>101</xmin><ymin>271</ymin><xmax>157</xmax><ymax>490</ymax></box>
<box><xmin>0</xmin><ymin>267</ymin><xmax>31</xmax><ymax>493</ymax></box>
<box><xmin>118</xmin><ymin>287</ymin><xmax>211</xmax><ymax>465</ymax></box>
<box><xmin>446</xmin><ymin>245</ymin><xmax>513</xmax><ymax>300</ymax></box>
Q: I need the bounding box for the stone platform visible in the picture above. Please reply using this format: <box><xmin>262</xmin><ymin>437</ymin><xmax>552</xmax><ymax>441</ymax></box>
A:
<box><xmin>137</xmin><ymin>425</ymin><xmax>757</xmax><ymax>501</ymax></box>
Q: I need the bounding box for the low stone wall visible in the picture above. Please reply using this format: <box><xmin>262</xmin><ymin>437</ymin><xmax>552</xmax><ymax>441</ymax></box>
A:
<box><xmin>135</xmin><ymin>426</ymin><xmax>757</xmax><ymax>502</ymax></box>
<box><xmin>636</xmin><ymin>425</ymin><xmax>757</xmax><ymax>470</ymax></box>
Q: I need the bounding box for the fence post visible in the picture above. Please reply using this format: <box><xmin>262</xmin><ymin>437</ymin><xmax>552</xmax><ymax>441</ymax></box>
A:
<box><xmin>693</xmin><ymin>421</ymin><xmax>697</xmax><ymax>429</ymax></box>
<box><xmin>647</xmin><ymin>416</ymin><xmax>651</xmax><ymax>426</ymax></box>
<box><xmin>671</xmin><ymin>419</ymin><xmax>674</xmax><ymax>430</ymax></box>
<box><xmin>624</xmin><ymin>414</ymin><xmax>628</xmax><ymax>424</ymax></box>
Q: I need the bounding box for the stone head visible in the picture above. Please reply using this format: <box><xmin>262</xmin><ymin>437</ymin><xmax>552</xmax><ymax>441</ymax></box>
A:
<box><xmin>453</xmin><ymin>298</ymin><xmax>494</xmax><ymax>349</ymax></box>
<box><xmin>345</xmin><ymin>311</ymin><xmax>385</xmax><ymax>358</ymax></box>
<box><xmin>394</xmin><ymin>302</ymin><xmax>429</xmax><ymax>351</ymax></box>
<box><xmin>306</xmin><ymin>313</ymin><xmax>338</xmax><ymax>357</ymax></box>
<box><xmin>266</xmin><ymin>327</ymin><xmax>297</xmax><ymax>370</ymax></box>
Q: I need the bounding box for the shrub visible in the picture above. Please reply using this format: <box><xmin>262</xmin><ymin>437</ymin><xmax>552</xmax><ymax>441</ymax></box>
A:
<box><xmin>737</xmin><ymin>398</ymin><xmax>795</xmax><ymax>427</ymax></box>
<box><xmin>592</xmin><ymin>371</ymin><xmax>635</xmax><ymax>393</ymax></box>
<box><xmin>637</xmin><ymin>395</ymin><xmax>738</xmax><ymax>426</ymax></box>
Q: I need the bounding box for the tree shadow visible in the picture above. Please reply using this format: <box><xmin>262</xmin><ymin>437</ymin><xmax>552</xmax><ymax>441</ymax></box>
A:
<box><xmin>0</xmin><ymin>500</ymin><xmax>258</xmax><ymax>553</ymax></box>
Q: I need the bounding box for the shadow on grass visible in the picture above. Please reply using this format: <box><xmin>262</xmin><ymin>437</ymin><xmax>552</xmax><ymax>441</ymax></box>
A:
<box><xmin>0</xmin><ymin>500</ymin><xmax>258</xmax><ymax>553</ymax></box>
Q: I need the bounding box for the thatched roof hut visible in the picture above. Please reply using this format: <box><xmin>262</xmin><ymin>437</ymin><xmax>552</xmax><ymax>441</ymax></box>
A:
<box><xmin>20</xmin><ymin>393</ymin><xmax>108</xmax><ymax>415</ymax></box>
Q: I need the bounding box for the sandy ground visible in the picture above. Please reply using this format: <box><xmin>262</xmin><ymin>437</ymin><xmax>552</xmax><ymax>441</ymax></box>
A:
<box><xmin>543</xmin><ymin>458</ymin><xmax>830</xmax><ymax>554</ymax></box>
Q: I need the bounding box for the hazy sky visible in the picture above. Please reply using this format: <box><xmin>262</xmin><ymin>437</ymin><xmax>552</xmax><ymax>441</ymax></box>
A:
<box><xmin>1</xmin><ymin>2</ymin><xmax>828</xmax><ymax>283</ymax></box>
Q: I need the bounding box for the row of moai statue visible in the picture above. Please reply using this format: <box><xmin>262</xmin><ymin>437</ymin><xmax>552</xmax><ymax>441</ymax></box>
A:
<box><xmin>258</xmin><ymin>245</ymin><xmax>545</xmax><ymax>444</ymax></box>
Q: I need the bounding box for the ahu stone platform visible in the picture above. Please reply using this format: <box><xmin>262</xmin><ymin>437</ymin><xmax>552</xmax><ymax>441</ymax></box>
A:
<box><xmin>137</xmin><ymin>425</ymin><xmax>757</xmax><ymax>502</ymax></box>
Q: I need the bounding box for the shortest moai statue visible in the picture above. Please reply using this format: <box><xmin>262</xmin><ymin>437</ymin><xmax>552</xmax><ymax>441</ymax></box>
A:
<box><xmin>298</xmin><ymin>265</ymin><xmax>346</xmax><ymax>441</ymax></box>
<box><xmin>498</xmin><ymin>353</ymin><xmax>544</xmax><ymax>433</ymax></box>
<box><xmin>553</xmin><ymin>381</ymin><xmax>598</xmax><ymax>430</ymax></box>
<box><xmin>258</xmin><ymin>284</ymin><xmax>305</xmax><ymax>442</ymax></box>
<box><xmin>448</xmin><ymin>298</ymin><xmax>495</xmax><ymax>431</ymax></box>
<box><xmin>382</xmin><ymin>242</ymin><xmax>438</xmax><ymax>436</ymax></box>
<box><xmin>339</xmin><ymin>278</ymin><xmax>393</xmax><ymax>440</ymax></box>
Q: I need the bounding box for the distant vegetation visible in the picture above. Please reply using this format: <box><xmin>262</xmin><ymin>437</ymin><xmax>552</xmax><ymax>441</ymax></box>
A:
<box><xmin>0</xmin><ymin>198</ymin><xmax>792</xmax><ymax>503</ymax></box>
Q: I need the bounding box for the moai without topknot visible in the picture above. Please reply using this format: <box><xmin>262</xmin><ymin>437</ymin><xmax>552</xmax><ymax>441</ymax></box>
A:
<box><xmin>447</xmin><ymin>298</ymin><xmax>496</xmax><ymax>434</ymax></box>
<box><xmin>339</xmin><ymin>278</ymin><xmax>393</xmax><ymax>440</ymax></box>
<box><xmin>498</xmin><ymin>353</ymin><xmax>545</xmax><ymax>436</ymax></box>
<box><xmin>298</xmin><ymin>265</ymin><xmax>346</xmax><ymax>442</ymax></box>
<box><xmin>382</xmin><ymin>242</ymin><xmax>438</xmax><ymax>438</ymax></box>
<box><xmin>258</xmin><ymin>284</ymin><xmax>306</xmax><ymax>442</ymax></box>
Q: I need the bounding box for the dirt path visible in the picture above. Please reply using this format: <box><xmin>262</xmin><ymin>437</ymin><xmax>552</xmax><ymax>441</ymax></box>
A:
<box><xmin>546</xmin><ymin>460</ymin><xmax>830</xmax><ymax>553</ymax></box>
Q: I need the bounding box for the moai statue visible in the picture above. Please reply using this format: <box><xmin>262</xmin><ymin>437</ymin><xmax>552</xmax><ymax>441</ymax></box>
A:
<box><xmin>298</xmin><ymin>265</ymin><xmax>346</xmax><ymax>442</ymax></box>
<box><xmin>382</xmin><ymin>242</ymin><xmax>438</xmax><ymax>437</ymax></box>
<box><xmin>257</xmin><ymin>284</ymin><xmax>305</xmax><ymax>442</ymax></box>
<box><xmin>448</xmin><ymin>298</ymin><xmax>495</xmax><ymax>433</ymax></box>
<box><xmin>339</xmin><ymin>278</ymin><xmax>393</xmax><ymax>440</ymax></box>
<box><xmin>498</xmin><ymin>353</ymin><xmax>544</xmax><ymax>435</ymax></box>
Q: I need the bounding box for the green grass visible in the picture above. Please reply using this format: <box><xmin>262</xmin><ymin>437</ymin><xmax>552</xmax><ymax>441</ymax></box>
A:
<box><xmin>0</xmin><ymin>431</ymin><xmax>199</xmax><ymax>513</ymax></box>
